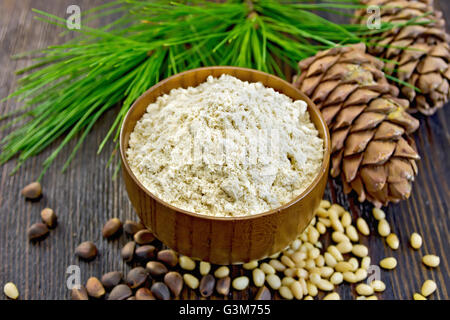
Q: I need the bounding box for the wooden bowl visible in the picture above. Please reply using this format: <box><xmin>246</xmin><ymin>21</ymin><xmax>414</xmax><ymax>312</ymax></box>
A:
<box><xmin>120</xmin><ymin>66</ymin><xmax>330</xmax><ymax>264</ymax></box>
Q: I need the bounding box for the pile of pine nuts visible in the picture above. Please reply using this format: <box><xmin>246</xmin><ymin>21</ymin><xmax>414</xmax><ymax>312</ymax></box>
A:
<box><xmin>176</xmin><ymin>200</ymin><xmax>441</xmax><ymax>300</ymax></box>
<box><xmin>61</xmin><ymin>199</ymin><xmax>442</xmax><ymax>301</ymax></box>
<box><xmin>178</xmin><ymin>200</ymin><xmax>381</xmax><ymax>300</ymax></box>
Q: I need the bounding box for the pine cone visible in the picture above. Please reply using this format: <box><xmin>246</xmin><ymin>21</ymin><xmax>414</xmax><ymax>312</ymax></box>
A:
<box><xmin>353</xmin><ymin>0</ymin><xmax>450</xmax><ymax>115</ymax></box>
<box><xmin>293</xmin><ymin>43</ymin><xmax>420</xmax><ymax>207</ymax></box>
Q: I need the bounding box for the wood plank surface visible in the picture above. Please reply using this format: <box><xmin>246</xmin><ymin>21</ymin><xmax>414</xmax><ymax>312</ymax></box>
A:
<box><xmin>0</xmin><ymin>0</ymin><xmax>448</xmax><ymax>300</ymax></box>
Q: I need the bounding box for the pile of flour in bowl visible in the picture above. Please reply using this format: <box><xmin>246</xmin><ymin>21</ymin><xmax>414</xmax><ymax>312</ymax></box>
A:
<box><xmin>126</xmin><ymin>74</ymin><xmax>324</xmax><ymax>217</ymax></box>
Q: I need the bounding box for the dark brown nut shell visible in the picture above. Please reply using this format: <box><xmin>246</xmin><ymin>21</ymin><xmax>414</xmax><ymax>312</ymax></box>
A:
<box><xmin>75</xmin><ymin>241</ymin><xmax>98</xmax><ymax>261</ymax></box>
<box><xmin>101</xmin><ymin>271</ymin><xmax>122</xmax><ymax>290</ymax></box>
<box><xmin>164</xmin><ymin>272</ymin><xmax>183</xmax><ymax>297</ymax></box>
<box><xmin>102</xmin><ymin>218</ymin><xmax>122</xmax><ymax>238</ymax></box>
<box><xmin>151</xmin><ymin>282</ymin><xmax>171</xmax><ymax>300</ymax></box>
<box><xmin>126</xmin><ymin>267</ymin><xmax>148</xmax><ymax>289</ymax></box>
<box><xmin>27</xmin><ymin>223</ymin><xmax>49</xmax><ymax>241</ymax></box>
<box><xmin>108</xmin><ymin>284</ymin><xmax>132</xmax><ymax>300</ymax></box>
<box><xmin>133</xmin><ymin>230</ymin><xmax>155</xmax><ymax>245</ymax></box>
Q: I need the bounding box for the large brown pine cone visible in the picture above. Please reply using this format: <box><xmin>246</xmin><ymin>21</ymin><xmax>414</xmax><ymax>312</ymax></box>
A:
<box><xmin>293</xmin><ymin>43</ymin><xmax>420</xmax><ymax>207</ymax></box>
<box><xmin>353</xmin><ymin>0</ymin><xmax>450</xmax><ymax>115</ymax></box>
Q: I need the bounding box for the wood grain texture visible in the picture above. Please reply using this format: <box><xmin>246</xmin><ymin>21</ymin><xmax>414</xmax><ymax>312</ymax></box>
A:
<box><xmin>0</xmin><ymin>0</ymin><xmax>448</xmax><ymax>300</ymax></box>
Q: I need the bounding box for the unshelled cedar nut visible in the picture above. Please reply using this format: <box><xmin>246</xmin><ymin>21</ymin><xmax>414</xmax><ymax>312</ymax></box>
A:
<box><xmin>126</xmin><ymin>267</ymin><xmax>148</xmax><ymax>289</ymax></box>
<box><xmin>134</xmin><ymin>230</ymin><xmax>155</xmax><ymax>244</ymax></box>
<box><xmin>255</xmin><ymin>286</ymin><xmax>271</xmax><ymax>300</ymax></box>
<box><xmin>146</xmin><ymin>261</ymin><xmax>168</xmax><ymax>277</ymax></box>
<box><xmin>21</xmin><ymin>182</ymin><xmax>42</xmax><ymax>199</ymax></box>
<box><xmin>108</xmin><ymin>284</ymin><xmax>132</xmax><ymax>300</ymax></box>
<box><xmin>101</xmin><ymin>271</ymin><xmax>122</xmax><ymax>290</ymax></box>
<box><xmin>157</xmin><ymin>249</ymin><xmax>178</xmax><ymax>267</ymax></box>
<box><xmin>102</xmin><ymin>218</ymin><xmax>122</xmax><ymax>238</ymax></box>
<box><xmin>121</xmin><ymin>241</ymin><xmax>135</xmax><ymax>262</ymax></box>
<box><xmin>40</xmin><ymin>208</ymin><xmax>57</xmax><ymax>228</ymax></box>
<box><xmin>199</xmin><ymin>274</ymin><xmax>215</xmax><ymax>297</ymax></box>
<box><xmin>135</xmin><ymin>245</ymin><xmax>156</xmax><ymax>261</ymax></box>
<box><xmin>71</xmin><ymin>286</ymin><xmax>88</xmax><ymax>300</ymax></box>
<box><xmin>123</xmin><ymin>220</ymin><xmax>145</xmax><ymax>235</ymax></box>
<box><xmin>151</xmin><ymin>282</ymin><xmax>170</xmax><ymax>300</ymax></box>
<box><xmin>86</xmin><ymin>277</ymin><xmax>105</xmax><ymax>298</ymax></box>
<box><xmin>27</xmin><ymin>223</ymin><xmax>49</xmax><ymax>241</ymax></box>
<box><xmin>164</xmin><ymin>272</ymin><xmax>183</xmax><ymax>297</ymax></box>
<box><xmin>216</xmin><ymin>276</ymin><xmax>231</xmax><ymax>296</ymax></box>
<box><xmin>135</xmin><ymin>287</ymin><xmax>155</xmax><ymax>300</ymax></box>
<box><xmin>75</xmin><ymin>241</ymin><xmax>98</xmax><ymax>260</ymax></box>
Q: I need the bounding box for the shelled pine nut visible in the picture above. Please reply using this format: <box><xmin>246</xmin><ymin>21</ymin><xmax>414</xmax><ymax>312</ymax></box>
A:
<box><xmin>324</xmin><ymin>252</ymin><xmax>337</xmax><ymax>268</ymax></box>
<box><xmin>352</xmin><ymin>244</ymin><xmax>368</xmax><ymax>258</ymax></box>
<box><xmin>183</xmin><ymin>274</ymin><xmax>199</xmax><ymax>290</ymax></box>
<box><xmin>242</xmin><ymin>260</ymin><xmax>258</xmax><ymax>270</ymax></box>
<box><xmin>266</xmin><ymin>274</ymin><xmax>281</xmax><ymax>290</ymax></box>
<box><xmin>361</xmin><ymin>257</ymin><xmax>371</xmax><ymax>270</ymax></box>
<box><xmin>345</xmin><ymin>225</ymin><xmax>359</xmax><ymax>242</ymax></box>
<box><xmin>372</xmin><ymin>208</ymin><xmax>385</xmax><ymax>220</ymax></box>
<box><xmin>306</xmin><ymin>281</ymin><xmax>318</xmax><ymax>297</ymax></box>
<box><xmin>290</xmin><ymin>239</ymin><xmax>302</xmax><ymax>251</ymax></box>
<box><xmin>331</xmin><ymin>231</ymin><xmax>349</xmax><ymax>243</ymax></box>
<box><xmin>356</xmin><ymin>218</ymin><xmax>370</xmax><ymax>236</ymax></box>
<box><xmin>281</xmin><ymin>277</ymin><xmax>295</xmax><ymax>287</ymax></box>
<box><xmin>354</xmin><ymin>269</ymin><xmax>368</xmax><ymax>282</ymax></box>
<box><xmin>290</xmin><ymin>281</ymin><xmax>303</xmax><ymax>300</ymax></box>
<box><xmin>284</xmin><ymin>268</ymin><xmax>296</xmax><ymax>278</ymax></box>
<box><xmin>341</xmin><ymin>211</ymin><xmax>352</xmax><ymax>227</ymax></box>
<box><xmin>316</xmin><ymin>279</ymin><xmax>334</xmax><ymax>291</ymax></box>
<box><xmin>348</xmin><ymin>258</ymin><xmax>359</xmax><ymax>272</ymax></box>
<box><xmin>214</xmin><ymin>266</ymin><xmax>230</xmax><ymax>278</ymax></box>
<box><xmin>410</xmin><ymin>233</ymin><xmax>423</xmax><ymax>250</ymax></box>
<box><xmin>260</xmin><ymin>263</ymin><xmax>276</xmax><ymax>275</ymax></box>
<box><xmin>179</xmin><ymin>256</ymin><xmax>196</xmax><ymax>271</ymax></box>
<box><xmin>421</xmin><ymin>280</ymin><xmax>437</xmax><ymax>297</ymax></box>
<box><xmin>379</xmin><ymin>257</ymin><xmax>397</xmax><ymax>270</ymax></box>
<box><xmin>370</xmin><ymin>280</ymin><xmax>386</xmax><ymax>292</ymax></box>
<box><xmin>232</xmin><ymin>276</ymin><xmax>249</xmax><ymax>291</ymax></box>
<box><xmin>330</xmin><ymin>272</ymin><xmax>343</xmax><ymax>285</ymax></box>
<box><xmin>386</xmin><ymin>233</ymin><xmax>399</xmax><ymax>250</ymax></box>
<box><xmin>335</xmin><ymin>261</ymin><xmax>353</xmax><ymax>273</ymax></box>
<box><xmin>316</xmin><ymin>222</ymin><xmax>326</xmax><ymax>234</ymax></box>
<box><xmin>343</xmin><ymin>272</ymin><xmax>357</xmax><ymax>283</ymax></box>
<box><xmin>281</xmin><ymin>255</ymin><xmax>295</xmax><ymax>268</ymax></box>
<box><xmin>356</xmin><ymin>283</ymin><xmax>374</xmax><ymax>296</ymax></box>
<box><xmin>327</xmin><ymin>246</ymin><xmax>344</xmax><ymax>261</ymax></box>
<box><xmin>199</xmin><ymin>261</ymin><xmax>211</xmax><ymax>275</ymax></box>
<box><xmin>323</xmin><ymin>292</ymin><xmax>340</xmax><ymax>300</ymax></box>
<box><xmin>315</xmin><ymin>255</ymin><xmax>325</xmax><ymax>267</ymax></box>
<box><xmin>413</xmin><ymin>293</ymin><xmax>427</xmax><ymax>300</ymax></box>
<box><xmin>422</xmin><ymin>255</ymin><xmax>440</xmax><ymax>268</ymax></box>
<box><xmin>279</xmin><ymin>286</ymin><xmax>293</xmax><ymax>300</ymax></box>
<box><xmin>252</xmin><ymin>268</ymin><xmax>265</xmax><ymax>287</ymax></box>
<box><xmin>320</xmin><ymin>200</ymin><xmax>331</xmax><ymax>209</ymax></box>
<box><xmin>377</xmin><ymin>219</ymin><xmax>390</xmax><ymax>237</ymax></box>
<box><xmin>308</xmin><ymin>248</ymin><xmax>320</xmax><ymax>260</ymax></box>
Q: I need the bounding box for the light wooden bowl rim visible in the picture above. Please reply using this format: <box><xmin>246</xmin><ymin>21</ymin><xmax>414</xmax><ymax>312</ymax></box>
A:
<box><xmin>120</xmin><ymin>66</ymin><xmax>330</xmax><ymax>221</ymax></box>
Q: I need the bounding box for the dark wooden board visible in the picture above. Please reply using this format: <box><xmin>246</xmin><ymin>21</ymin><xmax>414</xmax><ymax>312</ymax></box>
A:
<box><xmin>0</xmin><ymin>0</ymin><xmax>448</xmax><ymax>300</ymax></box>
